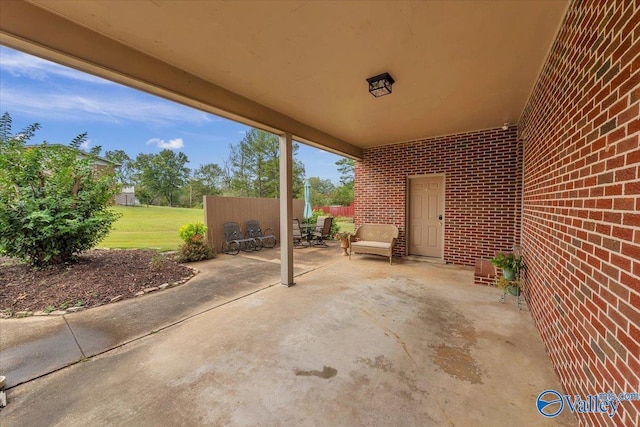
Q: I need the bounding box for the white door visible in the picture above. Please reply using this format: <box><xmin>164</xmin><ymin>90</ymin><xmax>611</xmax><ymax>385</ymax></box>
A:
<box><xmin>409</xmin><ymin>176</ymin><xmax>444</xmax><ymax>258</ymax></box>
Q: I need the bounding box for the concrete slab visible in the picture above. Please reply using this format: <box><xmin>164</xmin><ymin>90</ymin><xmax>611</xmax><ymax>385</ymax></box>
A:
<box><xmin>0</xmin><ymin>317</ymin><xmax>82</xmax><ymax>388</ymax></box>
<box><xmin>1</xmin><ymin>257</ymin><xmax>575</xmax><ymax>426</ymax></box>
<box><xmin>0</xmin><ymin>244</ymin><xmax>343</xmax><ymax>387</ymax></box>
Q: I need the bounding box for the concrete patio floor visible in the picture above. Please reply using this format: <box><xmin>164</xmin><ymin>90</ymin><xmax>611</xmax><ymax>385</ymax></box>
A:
<box><xmin>0</xmin><ymin>245</ymin><xmax>575</xmax><ymax>426</ymax></box>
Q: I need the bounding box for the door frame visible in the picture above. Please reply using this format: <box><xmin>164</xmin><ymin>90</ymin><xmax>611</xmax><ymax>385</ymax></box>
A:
<box><xmin>406</xmin><ymin>174</ymin><xmax>445</xmax><ymax>260</ymax></box>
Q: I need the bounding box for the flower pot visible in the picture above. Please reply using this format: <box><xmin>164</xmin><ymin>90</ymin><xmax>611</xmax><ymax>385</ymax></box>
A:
<box><xmin>503</xmin><ymin>269</ymin><xmax>515</xmax><ymax>280</ymax></box>
<box><xmin>340</xmin><ymin>238</ymin><xmax>349</xmax><ymax>256</ymax></box>
<box><xmin>508</xmin><ymin>285</ymin><xmax>521</xmax><ymax>296</ymax></box>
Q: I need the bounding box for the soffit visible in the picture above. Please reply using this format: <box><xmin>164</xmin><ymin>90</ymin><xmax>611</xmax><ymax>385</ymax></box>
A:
<box><xmin>13</xmin><ymin>0</ymin><xmax>567</xmax><ymax>150</ymax></box>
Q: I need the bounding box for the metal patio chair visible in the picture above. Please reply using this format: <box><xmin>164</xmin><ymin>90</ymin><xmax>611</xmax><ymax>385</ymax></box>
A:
<box><xmin>310</xmin><ymin>216</ymin><xmax>333</xmax><ymax>247</ymax></box>
<box><xmin>293</xmin><ymin>218</ymin><xmax>308</xmax><ymax>247</ymax></box>
<box><xmin>245</xmin><ymin>220</ymin><xmax>277</xmax><ymax>248</ymax></box>
<box><xmin>222</xmin><ymin>222</ymin><xmax>258</xmax><ymax>255</ymax></box>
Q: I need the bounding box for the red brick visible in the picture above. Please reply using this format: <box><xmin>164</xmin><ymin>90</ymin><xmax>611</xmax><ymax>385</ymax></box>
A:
<box><xmin>356</xmin><ymin>4</ymin><xmax>640</xmax><ymax>424</ymax></box>
<box><xmin>511</xmin><ymin>2</ymin><xmax>640</xmax><ymax>422</ymax></box>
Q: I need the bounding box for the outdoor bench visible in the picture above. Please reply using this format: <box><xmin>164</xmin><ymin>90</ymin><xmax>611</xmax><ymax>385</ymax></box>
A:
<box><xmin>349</xmin><ymin>224</ymin><xmax>399</xmax><ymax>265</ymax></box>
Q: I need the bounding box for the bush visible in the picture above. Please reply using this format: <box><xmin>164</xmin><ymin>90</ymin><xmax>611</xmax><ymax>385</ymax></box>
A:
<box><xmin>175</xmin><ymin>222</ymin><xmax>215</xmax><ymax>262</ymax></box>
<box><xmin>0</xmin><ymin>113</ymin><xmax>121</xmax><ymax>266</ymax></box>
<box><xmin>178</xmin><ymin>222</ymin><xmax>208</xmax><ymax>243</ymax></box>
<box><xmin>175</xmin><ymin>242</ymin><xmax>216</xmax><ymax>263</ymax></box>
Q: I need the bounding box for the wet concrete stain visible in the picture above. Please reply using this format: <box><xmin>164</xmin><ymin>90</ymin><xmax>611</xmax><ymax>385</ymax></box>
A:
<box><xmin>433</xmin><ymin>344</ymin><xmax>482</xmax><ymax>384</ymax></box>
<box><xmin>295</xmin><ymin>366</ymin><xmax>337</xmax><ymax>379</ymax></box>
<box><xmin>417</xmin><ymin>296</ymin><xmax>485</xmax><ymax>384</ymax></box>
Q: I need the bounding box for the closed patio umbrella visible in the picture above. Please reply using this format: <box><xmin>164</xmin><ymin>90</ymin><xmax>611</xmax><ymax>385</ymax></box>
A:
<box><xmin>303</xmin><ymin>179</ymin><xmax>312</xmax><ymax>219</ymax></box>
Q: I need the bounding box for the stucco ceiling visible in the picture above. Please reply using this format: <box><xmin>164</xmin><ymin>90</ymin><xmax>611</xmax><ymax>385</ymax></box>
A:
<box><xmin>1</xmin><ymin>0</ymin><xmax>568</xmax><ymax>157</ymax></box>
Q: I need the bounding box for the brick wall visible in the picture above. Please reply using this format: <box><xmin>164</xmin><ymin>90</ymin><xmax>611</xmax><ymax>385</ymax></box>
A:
<box><xmin>354</xmin><ymin>127</ymin><xmax>522</xmax><ymax>266</ymax></box>
<box><xmin>519</xmin><ymin>0</ymin><xmax>639</xmax><ymax>426</ymax></box>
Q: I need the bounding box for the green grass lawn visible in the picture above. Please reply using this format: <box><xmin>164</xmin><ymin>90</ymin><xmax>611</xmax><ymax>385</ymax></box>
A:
<box><xmin>335</xmin><ymin>221</ymin><xmax>355</xmax><ymax>234</ymax></box>
<box><xmin>99</xmin><ymin>206</ymin><xmax>204</xmax><ymax>252</ymax></box>
<box><xmin>100</xmin><ymin>205</ymin><xmax>354</xmax><ymax>251</ymax></box>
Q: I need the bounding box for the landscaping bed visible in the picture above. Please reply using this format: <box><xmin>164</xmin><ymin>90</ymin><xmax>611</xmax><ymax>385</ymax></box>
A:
<box><xmin>0</xmin><ymin>249</ymin><xmax>195</xmax><ymax>317</ymax></box>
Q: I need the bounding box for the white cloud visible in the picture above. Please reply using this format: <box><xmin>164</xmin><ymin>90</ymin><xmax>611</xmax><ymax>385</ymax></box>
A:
<box><xmin>0</xmin><ymin>87</ymin><xmax>214</xmax><ymax>126</ymax></box>
<box><xmin>0</xmin><ymin>47</ymin><xmax>112</xmax><ymax>85</ymax></box>
<box><xmin>0</xmin><ymin>46</ymin><xmax>221</xmax><ymax>127</ymax></box>
<box><xmin>146</xmin><ymin>137</ymin><xmax>184</xmax><ymax>150</ymax></box>
<box><xmin>79</xmin><ymin>139</ymin><xmax>91</xmax><ymax>150</ymax></box>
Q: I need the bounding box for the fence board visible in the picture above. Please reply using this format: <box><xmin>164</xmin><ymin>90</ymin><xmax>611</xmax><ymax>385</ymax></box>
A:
<box><xmin>204</xmin><ymin>196</ymin><xmax>304</xmax><ymax>252</ymax></box>
<box><xmin>313</xmin><ymin>203</ymin><xmax>354</xmax><ymax>218</ymax></box>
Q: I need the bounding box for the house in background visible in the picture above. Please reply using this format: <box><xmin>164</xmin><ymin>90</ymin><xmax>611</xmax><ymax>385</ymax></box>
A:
<box><xmin>114</xmin><ymin>186</ymin><xmax>136</xmax><ymax>206</ymax></box>
<box><xmin>25</xmin><ymin>143</ymin><xmax>119</xmax><ymax>173</ymax></box>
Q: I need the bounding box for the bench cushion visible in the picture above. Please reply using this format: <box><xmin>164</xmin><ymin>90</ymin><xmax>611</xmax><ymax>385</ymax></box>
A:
<box><xmin>351</xmin><ymin>241</ymin><xmax>391</xmax><ymax>250</ymax></box>
<box><xmin>349</xmin><ymin>224</ymin><xmax>398</xmax><ymax>264</ymax></box>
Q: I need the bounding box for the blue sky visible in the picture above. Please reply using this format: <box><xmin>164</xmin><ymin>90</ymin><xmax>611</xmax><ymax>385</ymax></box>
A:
<box><xmin>0</xmin><ymin>46</ymin><xmax>345</xmax><ymax>183</ymax></box>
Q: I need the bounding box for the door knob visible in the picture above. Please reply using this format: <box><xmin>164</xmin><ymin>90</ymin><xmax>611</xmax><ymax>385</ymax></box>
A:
<box><xmin>438</xmin><ymin>215</ymin><xmax>443</xmax><ymax>220</ymax></box>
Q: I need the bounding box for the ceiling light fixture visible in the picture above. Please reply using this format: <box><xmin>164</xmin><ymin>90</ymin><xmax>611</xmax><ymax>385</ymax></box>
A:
<box><xmin>366</xmin><ymin>72</ymin><xmax>395</xmax><ymax>97</ymax></box>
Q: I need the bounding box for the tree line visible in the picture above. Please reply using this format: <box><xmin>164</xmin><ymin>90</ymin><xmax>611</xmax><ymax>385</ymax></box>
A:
<box><xmin>106</xmin><ymin>128</ymin><xmax>354</xmax><ymax>208</ymax></box>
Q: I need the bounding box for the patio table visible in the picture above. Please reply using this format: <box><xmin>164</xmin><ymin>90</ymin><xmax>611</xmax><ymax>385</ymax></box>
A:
<box><xmin>299</xmin><ymin>223</ymin><xmax>316</xmax><ymax>247</ymax></box>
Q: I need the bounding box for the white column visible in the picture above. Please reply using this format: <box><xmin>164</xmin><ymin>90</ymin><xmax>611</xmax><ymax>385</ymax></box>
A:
<box><xmin>279</xmin><ymin>133</ymin><xmax>294</xmax><ymax>286</ymax></box>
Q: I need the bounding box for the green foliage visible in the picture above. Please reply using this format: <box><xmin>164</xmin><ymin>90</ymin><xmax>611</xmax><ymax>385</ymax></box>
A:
<box><xmin>178</xmin><ymin>222</ymin><xmax>208</xmax><ymax>244</ymax></box>
<box><xmin>227</xmin><ymin>129</ymin><xmax>306</xmax><ymax>198</ymax></box>
<box><xmin>330</xmin><ymin>185</ymin><xmax>354</xmax><ymax>206</ymax></box>
<box><xmin>335</xmin><ymin>158</ymin><xmax>355</xmax><ymax>187</ymax></box>
<box><xmin>308</xmin><ymin>177</ymin><xmax>335</xmax><ymax>206</ymax></box>
<box><xmin>175</xmin><ymin>241</ymin><xmax>216</xmax><ymax>263</ymax></box>
<box><xmin>0</xmin><ymin>112</ymin><xmax>121</xmax><ymax>266</ymax></box>
<box><xmin>330</xmin><ymin>157</ymin><xmax>355</xmax><ymax>206</ymax></box>
<box><xmin>134</xmin><ymin>150</ymin><xmax>190</xmax><ymax>207</ymax></box>
<box><xmin>104</xmin><ymin>149</ymin><xmax>134</xmax><ymax>186</ymax></box>
<box><xmin>175</xmin><ymin>222</ymin><xmax>214</xmax><ymax>262</ymax></box>
<box><xmin>495</xmin><ymin>276</ymin><xmax>523</xmax><ymax>292</ymax></box>
<box><xmin>184</xmin><ymin>163</ymin><xmax>224</xmax><ymax>207</ymax></box>
<box><xmin>490</xmin><ymin>252</ymin><xmax>524</xmax><ymax>275</ymax></box>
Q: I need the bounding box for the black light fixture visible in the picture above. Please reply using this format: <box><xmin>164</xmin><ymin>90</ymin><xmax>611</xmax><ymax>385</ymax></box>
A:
<box><xmin>366</xmin><ymin>72</ymin><xmax>395</xmax><ymax>97</ymax></box>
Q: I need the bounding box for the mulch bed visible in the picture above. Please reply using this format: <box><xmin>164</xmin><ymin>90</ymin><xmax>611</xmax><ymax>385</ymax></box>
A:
<box><xmin>0</xmin><ymin>249</ymin><xmax>196</xmax><ymax>316</ymax></box>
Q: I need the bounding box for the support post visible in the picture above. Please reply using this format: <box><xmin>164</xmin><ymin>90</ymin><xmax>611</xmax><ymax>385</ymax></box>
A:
<box><xmin>279</xmin><ymin>133</ymin><xmax>294</xmax><ymax>286</ymax></box>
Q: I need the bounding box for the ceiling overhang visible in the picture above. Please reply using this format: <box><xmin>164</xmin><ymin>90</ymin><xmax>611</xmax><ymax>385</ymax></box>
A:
<box><xmin>0</xmin><ymin>0</ymin><xmax>569</xmax><ymax>159</ymax></box>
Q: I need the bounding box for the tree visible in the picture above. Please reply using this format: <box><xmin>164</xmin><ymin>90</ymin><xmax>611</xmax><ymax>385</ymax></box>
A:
<box><xmin>105</xmin><ymin>149</ymin><xmax>134</xmax><ymax>186</ymax></box>
<box><xmin>331</xmin><ymin>185</ymin><xmax>354</xmax><ymax>206</ymax></box>
<box><xmin>308</xmin><ymin>177</ymin><xmax>335</xmax><ymax>206</ymax></box>
<box><xmin>134</xmin><ymin>150</ymin><xmax>190</xmax><ymax>206</ymax></box>
<box><xmin>336</xmin><ymin>158</ymin><xmax>355</xmax><ymax>187</ymax></box>
<box><xmin>227</xmin><ymin>129</ymin><xmax>305</xmax><ymax>198</ymax></box>
<box><xmin>0</xmin><ymin>112</ymin><xmax>120</xmax><ymax>266</ymax></box>
<box><xmin>186</xmin><ymin>163</ymin><xmax>224</xmax><ymax>207</ymax></box>
<box><xmin>331</xmin><ymin>157</ymin><xmax>355</xmax><ymax>205</ymax></box>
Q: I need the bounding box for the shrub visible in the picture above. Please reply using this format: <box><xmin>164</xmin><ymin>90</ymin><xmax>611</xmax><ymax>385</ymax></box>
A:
<box><xmin>178</xmin><ymin>222</ymin><xmax>208</xmax><ymax>243</ymax></box>
<box><xmin>0</xmin><ymin>113</ymin><xmax>121</xmax><ymax>266</ymax></box>
<box><xmin>175</xmin><ymin>242</ymin><xmax>216</xmax><ymax>263</ymax></box>
<box><xmin>175</xmin><ymin>222</ymin><xmax>215</xmax><ymax>262</ymax></box>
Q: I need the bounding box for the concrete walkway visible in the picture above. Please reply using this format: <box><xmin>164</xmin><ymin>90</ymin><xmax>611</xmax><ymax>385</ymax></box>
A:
<box><xmin>0</xmin><ymin>246</ymin><xmax>575</xmax><ymax>426</ymax></box>
<box><xmin>0</xmin><ymin>245</ymin><xmax>333</xmax><ymax>389</ymax></box>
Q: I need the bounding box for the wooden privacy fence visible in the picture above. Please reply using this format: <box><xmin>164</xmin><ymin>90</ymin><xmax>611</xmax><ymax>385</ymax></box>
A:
<box><xmin>313</xmin><ymin>203</ymin><xmax>354</xmax><ymax>218</ymax></box>
<box><xmin>203</xmin><ymin>196</ymin><xmax>304</xmax><ymax>252</ymax></box>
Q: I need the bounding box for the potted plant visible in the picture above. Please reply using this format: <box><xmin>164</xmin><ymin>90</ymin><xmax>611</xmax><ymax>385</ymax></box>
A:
<box><xmin>490</xmin><ymin>252</ymin><xmax>523</xmax><ymax>280</ymax></box>
<box><xmin>495</xmin><ymin>276</ymin><xmax>523</xmax><ymax>296</ymax></box>
<box><xmin>334</xmin><ymin>231</ymin><xmax>353</xmax><ymax>256</ymax></box>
